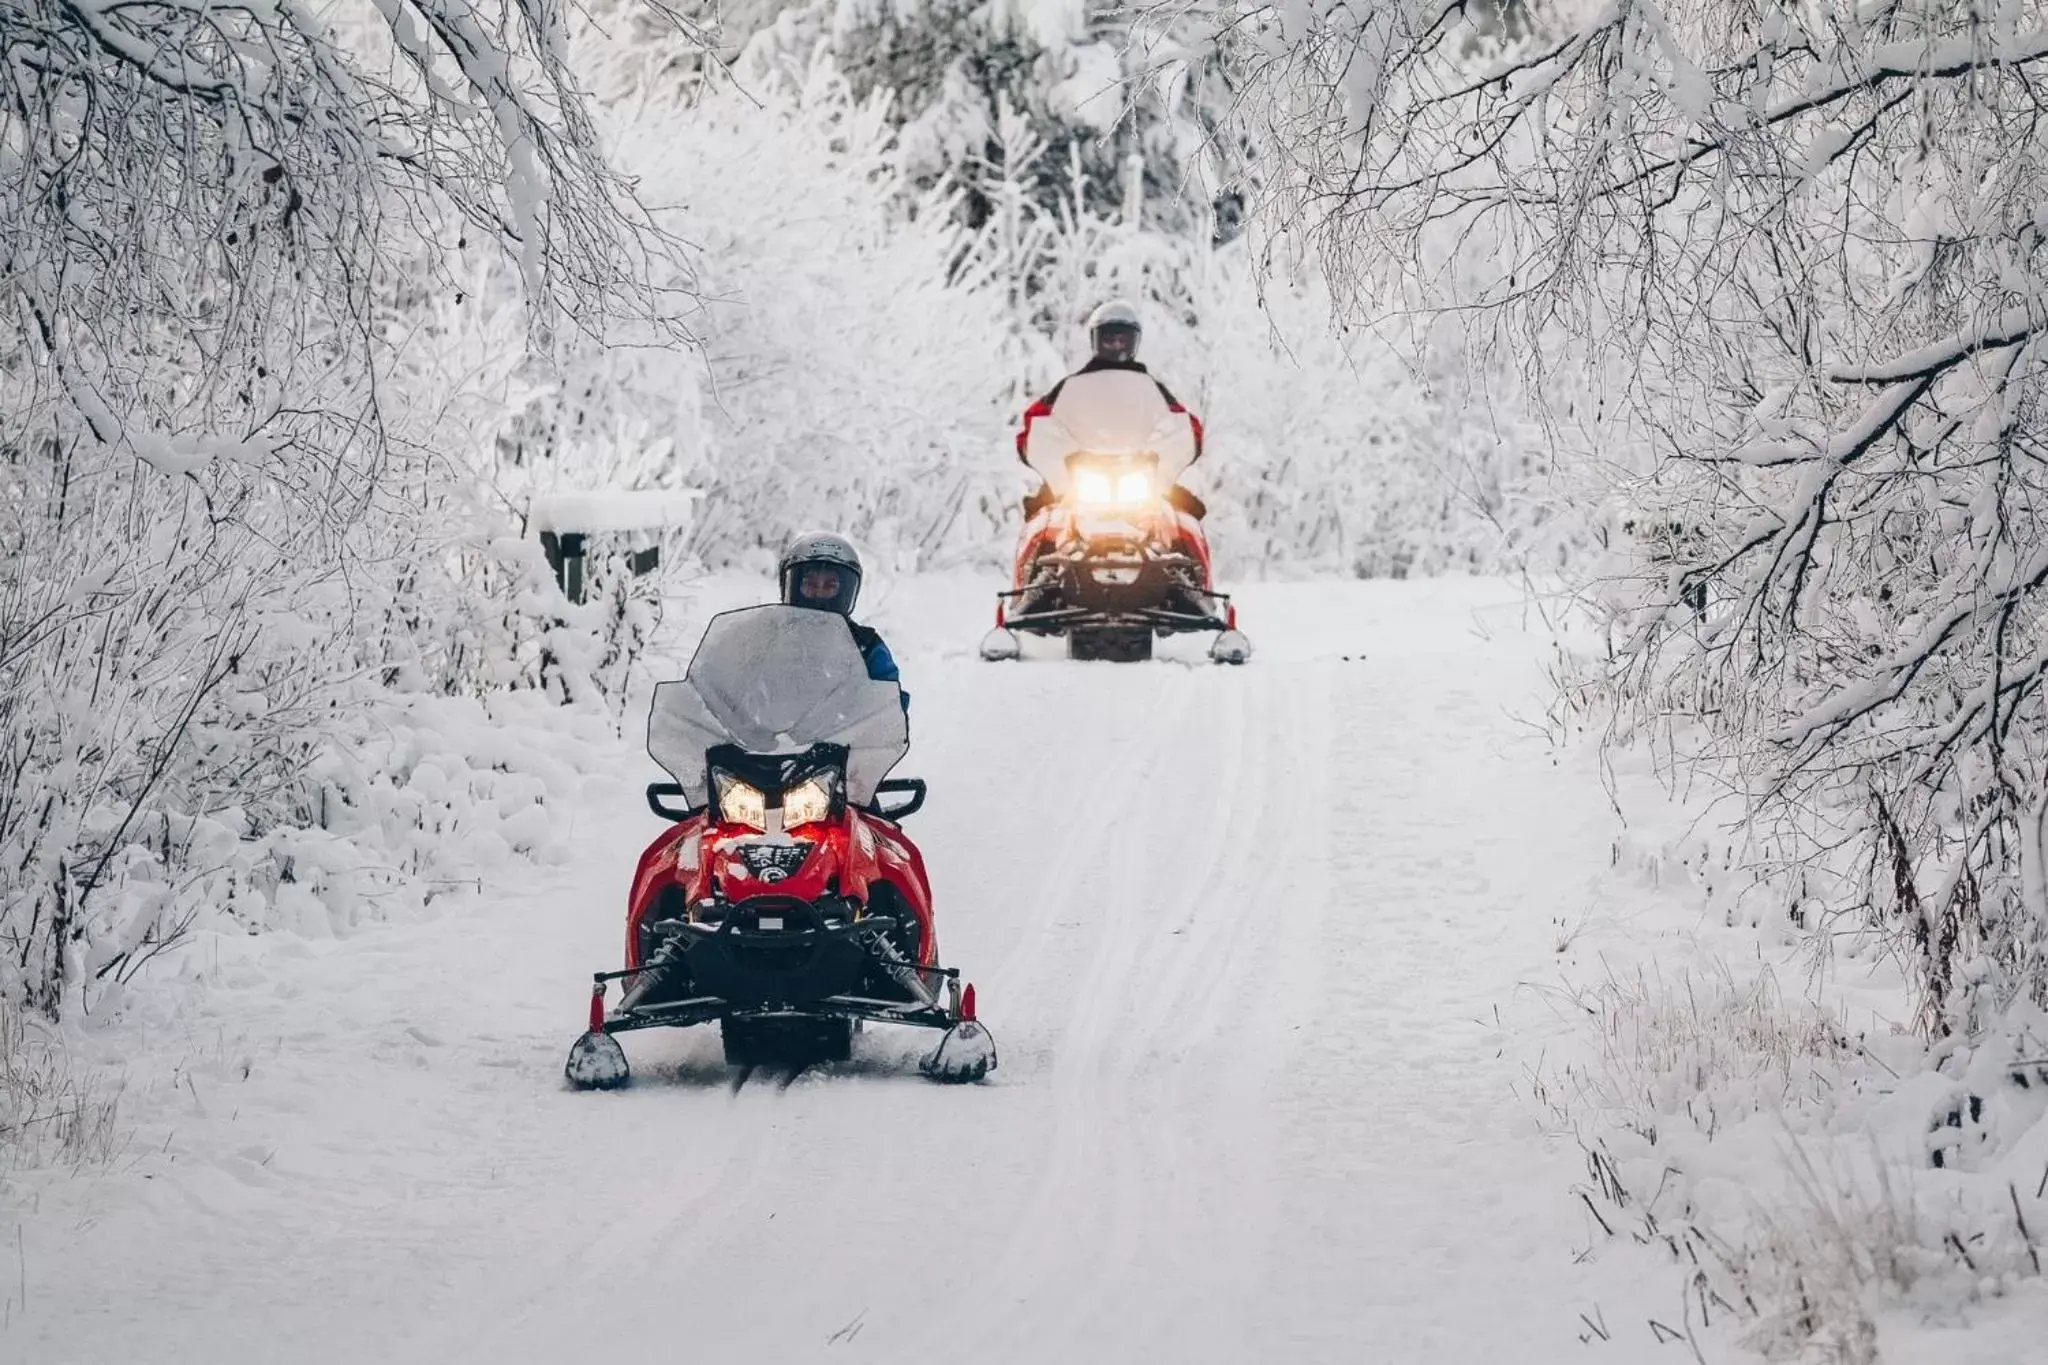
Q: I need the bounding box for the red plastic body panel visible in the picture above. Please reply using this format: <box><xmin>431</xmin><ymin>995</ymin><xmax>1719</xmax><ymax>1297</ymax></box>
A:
<box><xmin>624</xmin><ymin>808</ymin><xmax>938</xmax><ymax>970</ymax></box>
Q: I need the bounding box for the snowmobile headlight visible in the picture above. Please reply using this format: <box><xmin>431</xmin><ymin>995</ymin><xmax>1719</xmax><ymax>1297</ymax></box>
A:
<box><xmin>713</xmin><ymin>772</ymin><xmax>767</xmax><ymax>830</ymax></box>
<box><xmin>1074</xmin><ymin>468</ymin><xmax>1115</xmax><ymax>505</ymax></box>
<box><xmin>1116</xmin><ymin>471</ymin><xmax>1151</xmax><ymax>503</ymax></box>
<box><xmin>781</xmin><ymin>774</ymin><xmax>835</xmax><ymax>829</ymax></box>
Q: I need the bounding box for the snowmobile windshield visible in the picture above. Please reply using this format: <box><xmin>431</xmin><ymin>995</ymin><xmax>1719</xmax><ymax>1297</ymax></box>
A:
<box><xmin>1021</xmin><ymin>369</ymin><xmax>1197</xmax><ymax>494</ymax></box>
<box><xmin>646</xmin><ymin>605</ymin><xmax>909</xmax><ymax>809</ymax></box>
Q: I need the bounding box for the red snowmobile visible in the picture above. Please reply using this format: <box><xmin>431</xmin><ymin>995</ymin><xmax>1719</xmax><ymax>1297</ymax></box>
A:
<box><xmin>980</xmin><ymin>374</ymin><xmax>1251</xmax><ymax>665</ymax></box>
<box><xmin>565</xmin><ymin>605</ymin><xmax>996</xmax><ymax>1087</ymax></box>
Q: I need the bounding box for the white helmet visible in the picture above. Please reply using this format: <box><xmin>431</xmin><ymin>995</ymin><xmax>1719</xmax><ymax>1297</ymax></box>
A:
<box><xmin>778</xmin><ymin>531</ymin><xmax>863</xmax><ymax>615</ymax></box>
<box><xmin>1086</xmin><ymin>300</ymin><xmax>1142</xmax><ymax>362</ymax></box>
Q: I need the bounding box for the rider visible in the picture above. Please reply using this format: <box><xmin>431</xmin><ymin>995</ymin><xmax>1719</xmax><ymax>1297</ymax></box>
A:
<box><xmin>778</xmin><ymin>531</ymin><xmax>907</xmax><ymax>711</ymax></box>
<box><xmin>1014</xmin><ymin>300</ymin><xmax>1206</xmax><ymax>521</ymax></box>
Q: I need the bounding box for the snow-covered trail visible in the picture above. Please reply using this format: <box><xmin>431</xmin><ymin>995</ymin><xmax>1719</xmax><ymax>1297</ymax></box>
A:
<box><xmin>9</xmin><ymin>578</ymin><xmax>1685</xmax><ymax>1364</ymax></box>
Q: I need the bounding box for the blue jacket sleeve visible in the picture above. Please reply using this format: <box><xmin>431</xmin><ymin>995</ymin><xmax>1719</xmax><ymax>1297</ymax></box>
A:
<box><xmin>862</xmin><ymin>638</ymin><xmax>909</xmax><ymax>713</ymax></box>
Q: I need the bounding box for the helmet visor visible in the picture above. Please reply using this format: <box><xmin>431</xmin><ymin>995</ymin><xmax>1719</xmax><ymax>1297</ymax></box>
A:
<box><xmin>786</xmin><ymin>562</ymin><xmax>859</xmax><ymax>615</ymax></box>
<box><xmin>1092</xmin><ymin>322</ymin><xmax>1140</xmax><ymax>362</ymax></box>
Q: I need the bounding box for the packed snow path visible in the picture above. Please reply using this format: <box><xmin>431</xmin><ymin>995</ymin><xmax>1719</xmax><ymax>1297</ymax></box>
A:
<box><xmin>11</xmin><ymin>578</ymin><xmax>1684</xmax><ymax>1364</ymax></box>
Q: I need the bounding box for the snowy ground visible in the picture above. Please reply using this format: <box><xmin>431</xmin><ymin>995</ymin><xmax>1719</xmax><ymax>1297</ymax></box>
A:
<box><xmin>7</xmin><ymin>576</ymin><xmax>1725</xmax><ymax>1364</ymax></box>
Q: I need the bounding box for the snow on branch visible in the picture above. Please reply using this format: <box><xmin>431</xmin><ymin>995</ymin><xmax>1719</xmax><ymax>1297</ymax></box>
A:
<box><xmin>1722</xmin><ymin>371</ymin><xmax>1943</xmax><ymax>469</ymax></box>
<box><xmin>1827</xmin><ymin>304</ymin><xmax>2046</xmax><ymax>386</ymax></box>
<box><xmin>1772</xmin><ymin>541</ymin><xmax>2048</xmax><ymax>748</ymax></box>
<box><xmin>1</xmin><ymin>0</ymin><xmax>694</xmax><ymax>486</ymax></box>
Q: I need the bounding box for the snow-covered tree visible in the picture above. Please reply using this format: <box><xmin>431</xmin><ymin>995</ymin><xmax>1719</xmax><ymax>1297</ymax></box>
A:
<box><xmin>429</xmin><ymin>37</ymin><xmax>1019</xmax><ymax>571</ymax></box>
<box><xmin>736</xmin><ymin>0</ymin><xmax>1251</xmax><ymax>238</ymax></box>
<box><xmin>0</xmin><ymin>0</ymin><xmax>693</xmax><ymax>1019</ymax></box>
<box><xmin>1212</xmin><ymin>0</ymin><xmax>2048</xmax><ymax>1026</ymax></box>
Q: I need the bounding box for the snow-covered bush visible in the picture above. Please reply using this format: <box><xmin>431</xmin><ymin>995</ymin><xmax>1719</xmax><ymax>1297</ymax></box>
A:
<box><xmin>0</xmin><ymin>376</ymin><xmax>620</xmax><ymax>1021</ymax></box>
<box><xmin>637</xmin><ymin>62</ymin><xmax>1016</xmax><ymax>569</ymax></box>
<box><xmin>0</xmin><ymin>0</ymin><xmax>693</xmax><ymax>1023</ymax></box>
<box><xmin>1550</xmin><ymin>834</ymin><xmax>2048</xmax><ymax>1362</ymax></box>
<box><xmin>1164</xmin><ymin>257</ymin><xmax>1564</xmax><ymax>578</ymax></box>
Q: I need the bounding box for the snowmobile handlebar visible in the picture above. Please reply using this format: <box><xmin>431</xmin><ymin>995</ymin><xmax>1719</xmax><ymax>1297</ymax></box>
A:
<box><xmin>869</xmin><ymin>777</ymin><xmax>926</xmax><ymax>821</ymax></box>
<box><xmin>645</xmin><ymin>782</ymin><xmax>702</xmax><ymax>823</ymax></box>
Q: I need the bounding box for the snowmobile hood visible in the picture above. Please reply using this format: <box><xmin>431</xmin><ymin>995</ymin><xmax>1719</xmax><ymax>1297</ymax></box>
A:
<box><xmin>647</xmin><ymin>605</ymin><xmax>909</xmax><ymax>808</ymax></box>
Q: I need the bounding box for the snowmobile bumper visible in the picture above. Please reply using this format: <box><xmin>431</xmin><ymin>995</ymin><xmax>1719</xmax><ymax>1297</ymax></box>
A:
<box><xmin>993</xmin><ymin>543</ymin><xmax>1241</xmax><ymax>658</ymax></box>
<box><xmin>996</xmin><ymin>590</ymin><xmax>1234</xmax><ymax>637</ymax></box>
<box><xmin>653</xmin><ymin>897</ymin><xmax>887</xmax><ymax>1008</ymax></box>
<box><xmin>565</xmin><ymin>911</ymin><xmax>996</xmax><ymax>1085</ymax></box>
<box><xmin>1002</xmin><ymin>548</ymin><xmax>1230</xmax><ymax>633</ymax></box>
<box><xmin>594</xmin><ymin>989</ymin><xmax>960</xmax><ymax>1038</ymax></box>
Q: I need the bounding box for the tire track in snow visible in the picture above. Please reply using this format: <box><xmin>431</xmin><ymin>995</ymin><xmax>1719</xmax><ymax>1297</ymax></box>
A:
<box><xmin>1139</xmin><ymin>662</ymin><xmax>1332</xmax><ymax>1354</ymax></box>
<box><xmin>1022</xmin><ymin>661</ymin><xmax>1262</xmax><ymax>1353</ymax></box>
<box><xmin>929</xmin><ymin>664</ymin><xmax>1204</xmax><ymax>1349</ymax></box>
<box><xmin>1184</xmin><ymin>663</ymin><xmax>1335</xmax><ymax>1049</ymax></box>
<box><xmin>757</xmin><ymin>659</ymin><xmax>1199</xmax><ymax>1353</ymax></box>
<box><xmin>1136</xmin><ymin>663</ymin><xmax>1270</xmax><ymax>1050</ymax></box>
<box><xmin>953</xmin><ymin>659</ymin><xmax>1267</xmax><ymax>1355</ymax></box>
<box><xmin>971</xmin><ymin>667</ymin><xmax>1185</xmax><ymax>1004</ymax></box>
<box><xmin>1033</xmin><ymin>659</ymin><xmax>1330</xmax><ymax>1358</ymax></box>
<box><xmin>483</xmin><ymin>1084</ymin><xmax>788</xmax><ymax>1358</ymax></box>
